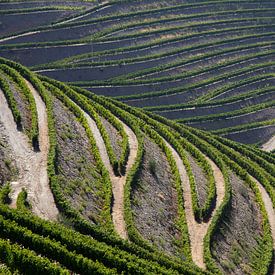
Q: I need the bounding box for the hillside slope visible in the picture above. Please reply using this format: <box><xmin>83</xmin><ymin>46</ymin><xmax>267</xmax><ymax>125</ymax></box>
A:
<box><xmin>0</xmin><ymin>57</ymin><xmax>274</xmax><ymax>274</ymax></box>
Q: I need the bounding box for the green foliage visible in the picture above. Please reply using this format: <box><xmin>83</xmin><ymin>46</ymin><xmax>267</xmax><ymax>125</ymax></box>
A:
<box><xmin>92</xmin><ymin>96</ymin><xmax>273</xmax><ymax>273</ymax></box>
<box><xmin>42</xmin><ymin>81</ymin><xmax>113</xmax><ymax>231</ymax></box>
<box><xmin>0</xmin><ymin>57</ymin><xmax>273</xmax><ymax>275</ymax></box>
<box><xmin>0</xmin><ymin>6</ymin><xmax>83</xmax><ymax>15</ymax></box>
<box><xmin>47</xmin><ymin>31</ymin><xmax>274</xmax><ymax>71</ymax></box>
<box><xmin>0</xmin><ymin>65</ymin><xmax>39</xmax><ymax>149</ymax></box>
<box><xmin>16</xmin><ymin>188</ymin><xmax>31</xmax><ymax>212</ymax></box>
<box><xmin>177</xmin><ymin>101</ymin><xmax>275</xmax><ymax>124</ymax></box>
<box><xmin>86</xmin><ymin>99</ymin><xmax>130</xmax><ymax>175</ymax></box>
<box><xmin>0</xmin><ymin>76</ymin><xmax>21</xmax><ymax>128</ymax></box>
<box><xmin>0</xmin><ymin>183</ymin><xmax>11</xmax><ymax>205</ymax></box>
<box><xmin>180</xmin><ymin>138</ymin><xmax>216</xmax><ymax>221</ymax></box>
<box><xmin>109</xmin><ymin>51</ymin><xmax>274</xmax><ymax>86</ymax></box>
<box><xmin>0</xmin><ymin>214</ymin><xmax>116</xmax><ymax>274</ymax></box>
<box><xmin>0</xmin><ymin>237</ymin><xmax>69</xmax><ymax>274</ymax></box>
<box><xmin>44</xmin><ymin>79</ymin><xmax>127</xmax><ymax>176</ymax></box>
<box><xmin>146</xmin><ymin>113</ymin><xmax>274</xmax><ymax>273</ymax></box>
<box><xmin>0</xmin><ymin>203</ymin><xmax>201</xmax><ymax>274</ymax></box>
<box><xmin>144</xmin><ymin>125</ymin><xmax>192</xmax><ymax>259</ymax></box>
<box><xmin>146</xmin><ymin>82</ymin><xmax>274</xmax><ymax>112</ymax></box>
<box><xmin>211</xmin><ymin>118</ymin><xmax>275</xmax><ymax>135</ymax></box>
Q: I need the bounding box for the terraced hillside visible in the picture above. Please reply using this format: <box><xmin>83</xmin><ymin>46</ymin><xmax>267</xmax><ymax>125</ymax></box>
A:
<box><xmin>0</xmin><ymin>57</ymin><xmax>274</xmax><ymax>274</ymax></box>
<box><xmin>0</xmin><ymin>0</ymin><xmax>274</xmax><ymax>145</ymax></box>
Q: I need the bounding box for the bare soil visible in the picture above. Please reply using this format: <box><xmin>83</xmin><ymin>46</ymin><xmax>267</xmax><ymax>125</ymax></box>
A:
<box><xmin>131</xmin><ymin>137</ymin><xmax>182</xmax><ymax>257</ymax></box>
<box><xmin>261</xmin><ymin>135</ymin><xmax>275</xmax><ymax>152</ymax></box>
<box><xmin>0</xmin><ymin>122</ymin><xmax>17</xmax><ymax>186</ymax></box>
<box><xmin>212</xmin><ymin>173</ymin><xmax>263</xmax><ymax>275</ymax></box>
<box><xmin>52</xmin><ymin>97</ymin><xmax>103</xmax><ymax>225</ymax></box>
<box><xmin>0</xmin><ymin>80</ymin><xmax>59</xmax><ymax>220</ymax></box>
<box><xmin>1</xmin><ymin>74</ymin><xmax>32</xmax><ymax>134</ymax></box>
<box><xmin>224</xmin><ymin>124</ymin><xmax>275</xmax><ymax>145</ymax></box>
<box><xmin>252</xmin><ymin>177</ymin><xmax>275</xmax><ymax>251</ymax></box>
<box><xmin>100</xmin><ymin>116</ymin><xmax>123</xmax><ymax>161</ymax></box>
<box><xmin>83</xmin><ymin>110</ymin><xmax>138</xmax><ymax>239</ymax></box>
<box><xmin>165</xmin><ymin>139</ymin><xmax>225</xmax><ymax>269</ymax></box>
<box><xmin>187</xmin><ymin>153</ymin><xmax>208</xmax><ymax>208</ymax></box>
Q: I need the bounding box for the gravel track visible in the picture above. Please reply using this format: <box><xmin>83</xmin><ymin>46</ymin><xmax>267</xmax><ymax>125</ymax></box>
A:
<box><xmin>261</xmin><ymin>135</ymin><xmax>275</xmax><ymax>152</ymax></box>
<box><xmin>0</xmin><ymin>80</ymin><xmax>59</xmax><ymax>220</ymax></box>
<box><xmin>83</xmin><ymin>111</ymin><xmax>138</xmax><ymax>239</ymax></box>
<box><xmin>164</xmin><ymin>140</ymin><xmax>225</xmax><ymax>269</ymax></box>
<box><xmin>252</xmin><ymin>177</ymin><xmax>275</xmax><ymax>250</ymax></box>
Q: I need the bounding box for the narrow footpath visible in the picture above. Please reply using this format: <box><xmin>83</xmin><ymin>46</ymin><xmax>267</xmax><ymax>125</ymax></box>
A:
<box><xmin>0</xmin><ymin>80</ymin><xmax>59</xmax><ymax>220</ymax></box>
<box><xmin>164</xmin><ymin>140</ymin><xmax>225</xmax><ymax>269</ymax></box>
<box><xmin>83</xmin><ymin>112</ymin><xmax>138</xmax><ymax>239</ymax></box>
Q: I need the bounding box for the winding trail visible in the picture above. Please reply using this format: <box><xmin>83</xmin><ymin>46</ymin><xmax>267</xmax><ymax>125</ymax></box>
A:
<box><xmin>261</xmin><ymin>135</ymin><xmax>275</xmax><ymax>152</ymax></box>
<box><xmin>83</xmin><ymin>112</ymin><xmax>138</xmax><ymax>239</ymax></box>
<box><xmin>252</xmin><ymin>177</ymin><xmax>275</xmax><ymax>250</ymax></box>
<box><xmin>0</xmin><ymin>80</ymin><xmax>59</xmax><ymax>220</ymax></box>
<box><xmin>164</xmin><ymin>141</ymin><xmax>225</xmax><ymax>269</ymax></box>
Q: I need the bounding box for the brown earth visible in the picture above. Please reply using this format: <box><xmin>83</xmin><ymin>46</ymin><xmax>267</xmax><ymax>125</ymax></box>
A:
<box><xmin>52</xmin><ymin>97</ymin><xmax>104</xmax><ymax>224</ymax></box>
<box><xmin>212</xmin><ymin>173</ymin><xmax>264</xmax><ymax>274</ymax></box>
<box><xmin>187</xmin><ymin>153</ymin><xmax>208</xmax><ymax>209</ymax></box>
<box><xmin>131</xmin><ymin>137</ymin><xmax>182</xmax><ymax>257</ymax></box>
<box><xmin>0</xmin><ymin>122</ymin><xmax>17</xmax><ymax>186</ymax></box>
<box><xmin>100</xmin><ymin>116</ymin><xmax>123</xmax><ymax>161</ymax></box>
<box><xmin>261</xmin><ymin>135</ymin><xmax>275</xmax><ymax>152</ymax></box>
<box><xmin>83</xmin><ymin>110</ymin><xmax>138</xmax><ymax>239</ymax></box>
<box><xmin>0</xmin><ymin>80</ymin><xmax>59</xmax><ymax>220</ymax></box>
<box><xmin>164</xmin><ymin>139</ymin><xmax>225</xmax><ymax>269</ymax></box>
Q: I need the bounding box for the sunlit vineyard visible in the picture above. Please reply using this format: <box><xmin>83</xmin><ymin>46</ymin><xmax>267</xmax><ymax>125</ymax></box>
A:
<box><xmin>0</xmin><ymin>1</ymin><xmax>274</xmax><ymax>274</ymax></box>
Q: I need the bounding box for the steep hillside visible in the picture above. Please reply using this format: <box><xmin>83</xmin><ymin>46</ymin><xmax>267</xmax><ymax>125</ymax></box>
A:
<box><xmin>0</xmin><ymin>57</ymin><xmax>274</xmax><ymax>274</ymax></box>
<box><xmin>0</xmin><ymin>0</ymin><xmax>274</xmax><ymax>145</ymax></box>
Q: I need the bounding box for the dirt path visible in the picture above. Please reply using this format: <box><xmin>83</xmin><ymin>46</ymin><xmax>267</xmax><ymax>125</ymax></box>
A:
<box><xmin>0</xmin><ymin>81</ymin><xmax>59</xmax><ymax>220</ymax></box>
<box><xmin>252</xmin><ymin>177</ymin><xmax>275</xmax><ymax>250</ymax></box>
<box><xmin>261</xmin><ymin>135</ymin><xmax>275</xmax><ymax>152</ymax></box>
<box><xmin>83</xmin><ymin>112</ymin><xmax>138</xmax><ymax>239</ymax></box>
<box><xmin>0</xmin><ymin>31</ymin><xmax>40</xmax><ymax>43</ymax></box>
<box><xmin>164</xmin><ymin>141</ymin><xmax>225</xmax><ymax>269</ymax></box>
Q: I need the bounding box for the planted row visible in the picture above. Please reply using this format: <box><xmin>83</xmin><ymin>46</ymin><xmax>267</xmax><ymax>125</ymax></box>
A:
<box><xmin>0</xmin><ymin>214</ymin><xmax>117</xmax><ymax>274</ymax></box>
<box><xmin>44</xmin><ymin>81</ymin><xmax>114</xmax><ymax>230</ymax></box>
<box><xmin>146</xmin><ymin>112</ymin><xmax>273</xmax><ymax>273</ymax></box>
<box><xmin>0</xmin><ymin>76</ymin><xmax>21</xmax><ymax>128</ymax></box>
<box><xmin>44</xmin><ymin>78</ymin><xmax>127</xmax><ymax>176</ymax></box>
<box><xmin>151</xmin><ymin>78</ymin><xmax>274</xmax><ymax>112</ymax></box>
<box><xmin>44</xmin><ymin>27</ymin><xmax>274</xmax><ymax>69</ymax></box>
<box><xmin>117</xmin><ymin>61</ymin><xmax>274</xmax><ymax>102</ymax></box>
<box><xmin>0</xmin><ymin>237</ymin><xmax>69</xmax><ymax>275</ymax></box>
<box><xmin>88</xmin><ymin>99</ymin><xmax>130</xmax><ymax>175</ymax></box>
<box><xmin>35</xmin><ymin>74</ymin><xmax>202</xmax><ymax>274</ymax></box>
<box><xmin>89</xmin><ymin>51</ymin><xmax>274</xmax><ymax>86</ymax></box>
<box><xmin>178</xmin><ymin>100</ymin><xmax>275</xmax><ymax>123</ymax></box>
<box><xmin>112</xmin><ymin>42</ymin><xmax>274</xmax><ymax>82</ymax></box>
<box><xmin>212</xmin><ymin>118</ymin><xmax>275</xmax><ymax>135</ymax></box>
<box><xmin>0</xmin><ymin>58</ymin><xmax>202</xmax><ymax>274</ymax></box>
<box><xmin>0</xmin><ymin>64</ymin><xmax>39</xmax><ymax>148</ymax></box>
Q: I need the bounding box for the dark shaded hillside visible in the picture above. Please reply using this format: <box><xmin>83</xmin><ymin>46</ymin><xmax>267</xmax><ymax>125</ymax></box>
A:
<box><xmin>0</xmin><ymin>0</ymin><xmax>274</xmax><ymax>145</ymax></box>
